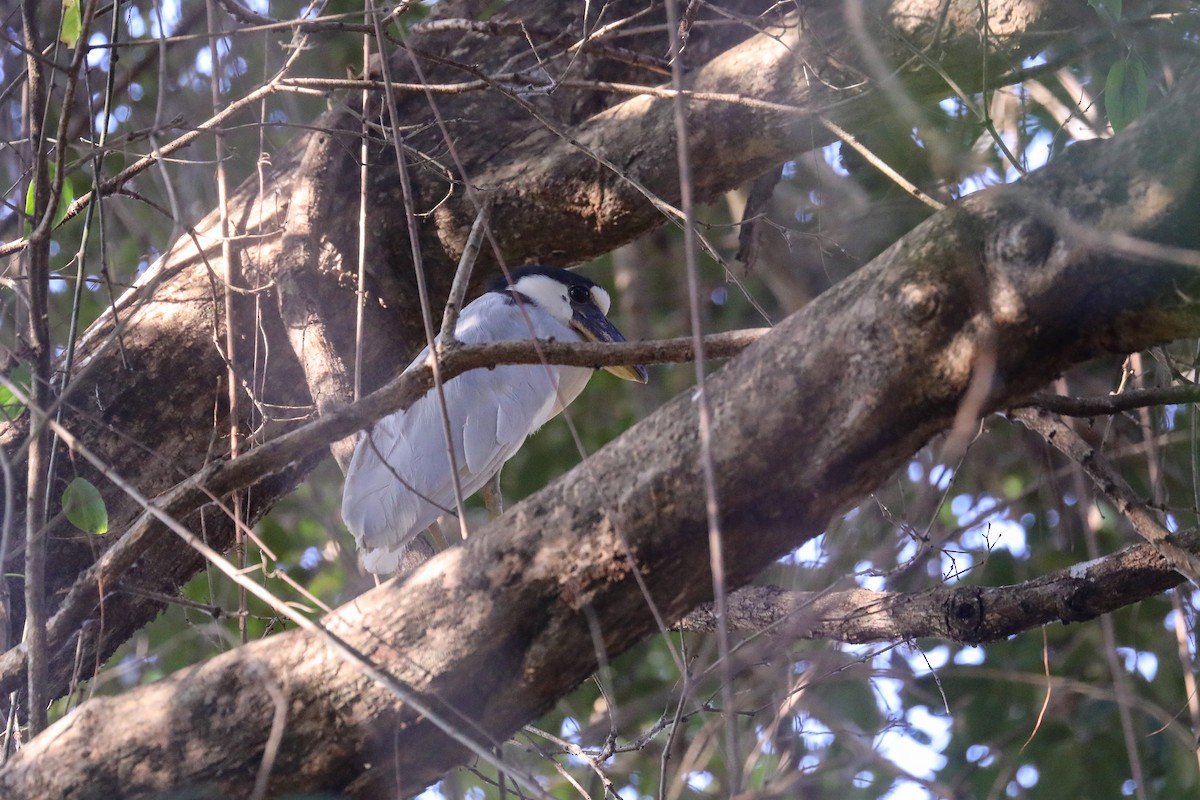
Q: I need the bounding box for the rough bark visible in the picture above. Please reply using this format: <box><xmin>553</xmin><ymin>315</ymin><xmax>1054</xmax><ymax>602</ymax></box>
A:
<box><xmin>0</xmin><ymin>0</ymin><xmax>1096</xmax><ymax>711</ymax></box>
<box><xmin>679</xmin><ymin>542</ymin><xmax>1187</xmax><ymax>640</ymax></box>
<box><xmin>3</xmin><ymin>50</ymin><xmax>1200</xmax><ymax>799</ymax></box>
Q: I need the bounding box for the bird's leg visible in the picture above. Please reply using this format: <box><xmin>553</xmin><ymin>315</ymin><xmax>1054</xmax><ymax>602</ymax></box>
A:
<box><xmin>482</xmin><ymin>470</ymin><xmax>504</xmax><ymax>519</ymax></box>
<box><xmin>426</xmin><ymin>519</ymin><xmax>450</xmax><ymax>550</ymax></box>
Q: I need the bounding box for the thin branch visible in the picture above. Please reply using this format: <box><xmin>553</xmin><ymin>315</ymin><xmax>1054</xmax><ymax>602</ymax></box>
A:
<box><xmin>19</xmin><ymin>0</ymin><xmax>64</xmax><ymax>739</ymax></box>
<box><xmin>663</xmin><ymin>0</ymin><xmax>739</xmax><ymax>789</ymax></box>
<box><xmin>438</xmin><ymin>200</ymin><xmax>493</xmax><ymax>346</ymax></box>
<box><xmin>271</xmin><ymin>75</ymin><xmax>844</xmax><ymax>112</ymax></box>
<box><xmin>0</xmin><ymin>448</ymin><xmax>13</xmax><ymax>653</ymax></box>
<box><xmin>353</xmin><ymin>29</ymin><xmax>371</xmax><ymax>408</ymax></box>
<box><xmin>206</xmin><ymin>0</ymin><xmax>248</xmax><ymax>646</ymax></box>
<box><xmin>369</xmin><ymin>0</ymin><xmax>472</xmax><ymax>542</ymax></box>
<box><xmin>1012</xmin><ymin>407</ymin><xmax>1200</xmax><ymax>586</ymax></box>
<box><xmin>212</xmin><ymin>0</ymin><xmax>378</xmax><ymax>35</ymax></box>
<box><xmin>1020</xmin><ymin>384</ymin><xmax>1200</xmax><ymax>416</ymax></box>
<box><xmin>818</xmin><ymin>115</ymin><xmax>946</xmax><ymax>210</ymax></box>
<box><xmin>678</xmin><ymin>541</ymin><xmax>1186</xmax><ymax>642</ymax></box>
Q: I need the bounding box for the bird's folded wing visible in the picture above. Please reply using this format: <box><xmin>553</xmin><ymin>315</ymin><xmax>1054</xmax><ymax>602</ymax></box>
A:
<box><xmin>342</xmin><ymin>396</ymin><xmax>450</xmax><ymax>552</ymax></box>
<box><xmin>343</xmin><ymin>364</ymin><xmax>560</xmax><ymax>551</ymax></box>
<box><xmin>460</xmin><ymin>364</ymin><xmax>559</xmax><ymax>482</ymax></box>
<box><xmin>343</xmin><ymin>292</ymin><xmax>571</xmax><ymax>559</ymax></box>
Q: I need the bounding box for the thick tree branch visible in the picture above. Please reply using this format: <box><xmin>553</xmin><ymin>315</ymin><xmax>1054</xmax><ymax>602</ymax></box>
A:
<box><xmin>5</xmin><ymin>51</ymin><xmax>1200</xmax><ymax>798</ymax></box>
<box><xmin>0</xmin><ymin>0</ymin><xmax>1101</xmax><ymax>709</ymax></box>
<box><xmin>271</xmin><ymin>112</ymin><xmax>361</xmax><ymax>469</ymax></box>
<box><xmin>0</xmin><ymin>329</ymin><xmax>766</xmax><ymax>698</ymax></box>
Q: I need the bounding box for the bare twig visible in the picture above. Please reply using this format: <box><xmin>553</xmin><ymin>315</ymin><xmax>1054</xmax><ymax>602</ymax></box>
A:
<box><xmin>662</xmin><ymin>0</ymin><xmax>739</xmax><ymax>790</ymax></box>
<box><xmin>0</xmin><ymin>449</ymin><xmax>13</xmax><ymax>654</ymax></box>
<box><xmin>206</xmin><ymin>0</ymin><xmax>249</xmax><ymax>646</ymax></box>
<box><xmin>353</xmin><ymin>31</ymin><xmax>372</xmax><ymax>407</ymax></box>
<box><xmin>18</xmin><ymin>0</ymin><xmax>70</xmax><ymax>738</ymax></box>
<box><xmin>1020</xmin><ymin>384</ymin><xmax>1200</xmax><ymax>416</ymax></box>
<box><xmin>438</xmin><ymin>201</ymin><xmax>494</xmax><ymax>346</ymax></box>
<box><xmin>1012</xmin><ymin>407</ymin><xmax>1200</xmax><ymax>586</ymax></box>
<box><xmin>369</xmin><ymin>0</ymin><xmax>472</xmax><ymax>541</ymax></box>
<box><xmin>818</xmin><ymin>115</ymin><xmax>945</xmax><ymax>210</ymax></box>
<box><xmin>213</xmin><ymin>0</ymin><xmax>378</xmax><ymax>34</ymax></box>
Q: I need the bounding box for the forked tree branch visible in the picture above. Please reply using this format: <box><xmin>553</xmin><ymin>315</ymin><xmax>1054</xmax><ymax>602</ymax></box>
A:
<box><xmin>5</xmin><ymin>59</ymin><xmax>1200</xmax><ymax>799</ymax></box>
<box><xmin>0</xmin><ymin>0</ymin><xmax>1105</xmax><ymax>719</ymax></box>
<box><xmin>1012</xmin><ymin>407</ymin><xmax>1200</xmax><ymax>584</ymax></box>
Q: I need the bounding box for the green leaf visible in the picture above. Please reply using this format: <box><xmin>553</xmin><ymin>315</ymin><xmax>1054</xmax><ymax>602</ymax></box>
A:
<box><xmin>0</xmin><ymin>364</ymin><xmax>30</xmax><ymax>419</ymax></box>
<box><xmin>61</xmin><ymin>0</ymin><xmax>82</xmax><ymax>48</ymax></box>
<box><xmin>24</xmin><ymin>163</ymin><xmax>74</xmax><ymax>232</ymax></box>
<box><xmin>55</xmin><ymin>174</ymin><xmax>75</xmax><ymax>227</ymax></box>
<box><xmin>1105</xmin><ymin>58</ymin><xmax>1148</xmax><ymax>132</ymax></box>
<box><xmin>24</xmin><ymin>179</ymin><xmax>36</xmax><ymax>227</ymax></box>
<box><xmin>63</xmin><ymin>477</ymin><xmax>108</xmax><ymax>534</ymax></box>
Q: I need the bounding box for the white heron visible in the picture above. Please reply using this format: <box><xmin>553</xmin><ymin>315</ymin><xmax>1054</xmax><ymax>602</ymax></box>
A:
<box><xmin>341</xmin><ymin>265</ymin><xmax>647</xmax><ymax>573</ymax></box>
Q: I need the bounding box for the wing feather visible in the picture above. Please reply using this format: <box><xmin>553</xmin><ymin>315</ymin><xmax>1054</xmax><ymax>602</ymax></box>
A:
<box><xmin>341</xmin><ymin>293</ymin><xmax>581</xmax><ymax>572</ymax></box>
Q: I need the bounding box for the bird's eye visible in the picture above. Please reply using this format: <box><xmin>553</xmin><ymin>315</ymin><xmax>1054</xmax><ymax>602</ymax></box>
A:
<box><xmin>568</xmin><ymin>285</ymin><xmax>591</xmax><ymax>304</ymax></box>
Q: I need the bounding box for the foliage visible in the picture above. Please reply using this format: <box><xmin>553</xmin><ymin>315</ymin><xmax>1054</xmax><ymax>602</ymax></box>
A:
<box><xmin>61</xmin><ymin>476</ymin><xmax>107</xmax><ymax>534</ymax></box>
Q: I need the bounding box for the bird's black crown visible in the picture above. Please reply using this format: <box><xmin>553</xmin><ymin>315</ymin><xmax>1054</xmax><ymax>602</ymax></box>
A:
<box><xmin>488</xmin><ymin>265</ymin><xmax>598</xmax><ymax>293</ymax></box>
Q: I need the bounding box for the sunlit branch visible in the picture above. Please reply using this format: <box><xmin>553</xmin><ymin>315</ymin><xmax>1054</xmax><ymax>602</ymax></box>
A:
<box><xmin>0</xmin><ymin>378</ymin><xmax>553</xmax><ymax>799</ymax></box>
<box><xmin>679</xmin><ymin>541</ymin><xmax>1186</xmax><ymax>642</ymax></box>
